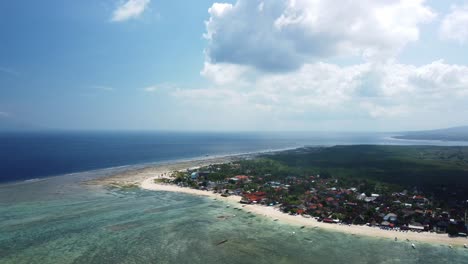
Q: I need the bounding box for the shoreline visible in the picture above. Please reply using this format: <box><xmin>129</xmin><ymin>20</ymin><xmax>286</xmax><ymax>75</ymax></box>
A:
<box><xmin>86</xmin><ymin>155</ymin><xmax>249</xmax><ymax>187</ymax></box>
<box><xmin>140</xmin><ymin>177</ymin><xmax>468</xmax><ymax>247</ymax></box>
<box><xmin>1</xmin><ymin>146</ymin><xmax>300</xmax><ymax>187</ymax></box>
<box><xmin>95</xmin><ymin>158</ymin><xmax>468</xmax><ymax>248</ymax></box>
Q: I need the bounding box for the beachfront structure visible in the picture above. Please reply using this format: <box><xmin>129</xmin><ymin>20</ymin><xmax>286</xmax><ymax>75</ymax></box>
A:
<box><xmin>384</xmin><ymin>213</ymin><xmax>398</xmax><ymax>223</ymax></box>
<box><xmin>191</xmin><ymin>172</ymin><xmax>199</xmax><ymax>179</ymax></box>
<box><xmin>407</xmin><ymin>224</ymin><xmax>425</xmax><ymax>231</ymax></box>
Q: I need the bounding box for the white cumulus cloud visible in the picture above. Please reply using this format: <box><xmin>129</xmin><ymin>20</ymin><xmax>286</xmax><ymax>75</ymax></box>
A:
<box><xmin>204</xmin><ymin>0</ymin><xmax>435</xmax><ymax>72</ymax></box>
<box><xmin>201</xmin><ymin>62</ymin><xmax>252</xmax><ymax>86</ymax></box>
<box><xmin>181</xmin><ymin>60</ymin><xmax>468</xmax><ymax>122</ymax></box>
<box><xmin>440</xmin><ymin>4</ymin><xmax>468</xmax><ymax>44</ymax></box>
<box><xmin>170</xmin><ymin>0</ymin><xmax>468</xmax><ymax>130</ymax></box>
<box><xmin>111</xmin><ymin>0</ymin><xmax>150</xmax><ymax>22</ymax></box>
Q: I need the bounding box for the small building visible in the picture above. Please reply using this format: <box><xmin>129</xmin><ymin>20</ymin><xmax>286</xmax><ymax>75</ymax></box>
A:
<box><xmin>234</xmin><ymin>175</ymin><xmax>251</xmax><ymax>182</ymax></box>
<box><xmin>229</xmin><ymin>176</ymin><xmax>251</xmax><ymax>183</ymax></box>
<box><xmin>408</xmin><ymin>223</ymin><xmax>425</xmax><ymax>231</ymax></box>
<box><xmin>383</xmin><ymin>213</ymin><xmax>398</xmax><ymax>223</ymax></box>
<box><xmin>364</xmin><ymin>197</ymin><xmax>377</xmax><ymax>202</ymax></box>
<box><xmin>413</xmin><ymin>195</ymin><xmax>427</xmax><ymax>204</ymax></box>
<box><xmin>190</xmin><ymin>172</ymin><xmax>199</xmax><ymax>179</ymax></box>
<box><xmin>357</xmin><ymin>193</ymin><xmax>367</xmax><ymax>200</ymax></box>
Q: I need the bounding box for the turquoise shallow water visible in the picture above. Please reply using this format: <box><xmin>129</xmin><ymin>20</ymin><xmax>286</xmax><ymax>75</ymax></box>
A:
<box><xmin>1</xmin><ymin>177</ymin><xmax>468</xmax><ymax>264</ymax></box>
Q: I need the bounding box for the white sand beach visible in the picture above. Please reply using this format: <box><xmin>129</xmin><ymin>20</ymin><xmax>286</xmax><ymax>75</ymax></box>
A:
<box><xmin>141</xmin><ymin>177</ymin><xmax>468</xmax><ymax>247</ymax></box>
<box><xmin>95</xmin><ymin>157</ymin><xmax>468</xmax><ymax>248</ymax></box>
<box><xmin>87</xmin><ymin>155</ymin><xmax>241</xmax><ymax>187</ymax></box>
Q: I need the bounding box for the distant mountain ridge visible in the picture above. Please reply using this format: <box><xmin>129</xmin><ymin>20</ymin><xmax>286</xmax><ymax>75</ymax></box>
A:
<box><xmin>394</xmin><ymin>126</ymin><xmax>468</xmax><ymax>141</ymax></box>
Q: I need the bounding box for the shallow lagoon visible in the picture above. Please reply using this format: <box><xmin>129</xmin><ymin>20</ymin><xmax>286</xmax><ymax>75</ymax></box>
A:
<box><xmin>1</xmin><ymin>177</ymin><xmax>468</xmax><ymax>264</ymax></box>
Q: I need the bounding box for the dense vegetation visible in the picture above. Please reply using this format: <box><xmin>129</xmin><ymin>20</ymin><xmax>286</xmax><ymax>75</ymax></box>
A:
<box><xmin>265</xmin><ymin>145</ymin><xmax>468</xmax><ymax>199</ymax></box>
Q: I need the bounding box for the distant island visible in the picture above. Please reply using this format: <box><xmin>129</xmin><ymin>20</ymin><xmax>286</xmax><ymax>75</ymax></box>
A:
<box><xmin>394</xmin><ymin>126</ymin><xmax>468</xmax><ymax>141</ymax></box>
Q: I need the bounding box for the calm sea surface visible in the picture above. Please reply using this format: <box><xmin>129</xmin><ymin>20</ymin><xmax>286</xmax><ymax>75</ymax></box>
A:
<box><xmin>1</xmin><ymin>131</ymin><xmax>468</xmax><ymax>263</ymax></box>
<box><xmin>2</xmin><ymin>131</ymin><xmax>468</xmax><ymax>184</ymax></box>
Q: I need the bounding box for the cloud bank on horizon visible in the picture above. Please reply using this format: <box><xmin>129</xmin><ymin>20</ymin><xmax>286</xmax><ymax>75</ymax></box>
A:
<box><xmin>171</xmin><ymin>0</ymin><xmax>468</xmax><ymax>130</ymax></box>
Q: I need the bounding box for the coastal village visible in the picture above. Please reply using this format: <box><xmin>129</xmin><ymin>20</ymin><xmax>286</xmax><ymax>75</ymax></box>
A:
<box><xmin>161</xmin><ymin>160</ymin><xmax>468</xmax><ymax>238</ymax></box>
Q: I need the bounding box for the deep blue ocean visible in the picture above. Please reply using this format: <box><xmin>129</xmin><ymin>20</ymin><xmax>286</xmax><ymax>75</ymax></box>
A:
<box><xmin>2</xmin><ymin>131</ymin><xmax>468</xmax><ymax>183</ymax></box>
<box><xmin>0</xmin><ymin>131</ymin><xmax>303</xmax><ymax>183</ymax></box>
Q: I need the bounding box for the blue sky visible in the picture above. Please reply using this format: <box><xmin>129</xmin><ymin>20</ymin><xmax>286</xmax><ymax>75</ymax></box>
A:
<box><xmin>1</xmin><ymin>0</ymin><xmax>468</xmax><ymax>131</ymax></box>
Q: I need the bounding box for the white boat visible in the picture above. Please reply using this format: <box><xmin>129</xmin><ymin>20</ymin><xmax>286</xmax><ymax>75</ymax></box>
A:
<box><xmin>411</xmin><ymin>243</ymin><xmax>416</xmax><ymax>249</ymax></box>
<box><xmin>464</xmin><ymin>244</ymin><xmax>467</xmax><ymax>248</ymax></box>
<box><xmin>449</xmin><ymin>245</ymin><xmax>453</xmax><ymax>249</ymax></box>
